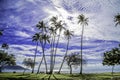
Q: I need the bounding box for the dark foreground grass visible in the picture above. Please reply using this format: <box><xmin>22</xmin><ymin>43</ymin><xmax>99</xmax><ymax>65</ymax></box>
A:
<box><xmin>0</xmin><ymin>72</ymin><xmax>120</xmax><ymax>80</ymax></box>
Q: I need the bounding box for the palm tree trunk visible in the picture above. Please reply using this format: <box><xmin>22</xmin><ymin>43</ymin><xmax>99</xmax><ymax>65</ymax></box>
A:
<box><xmin>37</xmin><ymin>41</ymin><xmax>48</xmax><ymax>74</ymax></box>
<box><xmin>50</xmin><ymin>35</ymin><xmax>55</xmax><ymax>74</ymax></box>
<box><xmin>112</xmin><ymin>65</ymin><xmax>114</xmax><ymax>76</ymax></box>
<box><xmin>32</xmin><ymin>42</ymin><xmax>38</xmax><ymax>73</ymax></box>
<box><xmin>42</xmin><ymin>44</ymin><xmax>48</xmax><ymax>73</ymax></box>
<box><xmin>0</xmin><ymin>66</ymin><xmax>2</xmax><ymax>73</ymax></box>
<box><xmin>80</xmin><ymin>25</ymin><xmax>84</xmax><ymax>75</ymax></box>
<box><xmin>58</xmin><ymin>38</ymin><xmax>70</xmax><ymax>73</ymax></box>
<box><xmin>70</xmin><ymin>65</ymin><xmax>72</xmax><ymax>74</ymax></box>
<box><xmin>52</xmin><ymin>31</ymin><xmax>61</xmax><ymax>72</ymax></box>
<box><xmin>37</xmin><ymin>55</ymin><xmax>44</xmax><ymax>74</ymax></box>
<box><xmin>23</xmin><ymin>69</ymin><xmax>26</xmax><ymax>75</ymax></box>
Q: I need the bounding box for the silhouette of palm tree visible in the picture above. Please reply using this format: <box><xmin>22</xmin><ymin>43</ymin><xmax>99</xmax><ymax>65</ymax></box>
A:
<box><xmin>78</xmin><ymin>14</ymin><xmax>88</xmax><ymax>74</ymax></box>
<box><xmin>32</xmin><ymin>33</ymin><xmax>40</xmax><ymax>73</ymax></box>
<box><xmin>49</xmin><ymin>26</ymin><xmax>56</xmax><ymax>74</ymax></box>
<box><xmin>50</xmin><ymin>16</ymin><xmax>66</xmax><ymax>72</ymax></box>
<box><xmin>58</xmin><ymin>30</ymin><xmax>73</xmax><ymax>74</ymax></box>
<box><xmin>36</xmin><ymin>21</ymin><xmax>50</xmax><ymax>73</ymax></box>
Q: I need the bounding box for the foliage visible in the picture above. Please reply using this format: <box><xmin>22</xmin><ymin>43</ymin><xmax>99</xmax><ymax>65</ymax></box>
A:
<box><xmin>1</xmin><ymin>43</ymin><xmax>9</xmax><ymax>50</ymax></box>
<box><xmin>0</xmin><ymin>50</ymin><xmax>16</xmax><ymax>72</ymax></box>
<box><xmin>65</xmin><ymin>53</ymin><xmax>86</xmax><ymax>67</ymax></box>
<box><xmin>22</xmin><ymin>58</ymin><xmax>34</xmax><ymax>69</ymax></box>
<box><xmin>114</xmin><ymin>13</ymin><xmax>120</xmax><ymax>26</ymax></box>
<box><xmin>103</xmin><ymin>47</ymin><xmax>120</xmax><ymax>66</ymax></box>
<box><xmin>102</xmin><ymin>47</ymin><xmax>120</xmax><ymax>75</ymax></box>
<box><xmin>65</xmin><ymin>52</ymin><xmax>86</xmax><ymax>74</ymax></box>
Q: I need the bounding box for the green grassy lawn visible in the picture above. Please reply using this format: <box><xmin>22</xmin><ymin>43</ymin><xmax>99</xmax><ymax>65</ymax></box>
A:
<box><xmin>0</xmin><ymin>72</ymin><xmax>120</xmax><ymax>80</ymax></box>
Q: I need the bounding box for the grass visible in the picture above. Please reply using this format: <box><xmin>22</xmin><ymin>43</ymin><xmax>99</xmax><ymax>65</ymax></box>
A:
<box><xmin>0</xmin><ymin>72</ymin><xmax>120</xmax><ymax>80</ymax></box>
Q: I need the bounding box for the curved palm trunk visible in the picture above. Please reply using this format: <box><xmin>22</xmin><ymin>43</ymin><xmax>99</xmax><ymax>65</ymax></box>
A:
<box><xmin>52</xmin><ymin>31</ymin><xmax>61</xmax><ymax>72</ymax></box>
<box><xmin>49</xmin><ymin>35</ymin><xmax>55</xmax><ymax>74</ymax></box>
<box><xmin>80</xmin><ymin>25</ymin><xmax>84</xmax><ymax>75</ymax></box>
<box><xmin>37</xmin><ymin>55</ymin><xmax>44</xmax><ymax>74</ymax></box>
<box><xmin>58</xmin><ymin>38</ymin><xmax>70</xmax><ymax>73</ymax></box>
<box><xmin>37</xmin><ymin>42</ymin><xmax>48</xmax><ymax>74</ymax></box>
<box><xmin>42</xmin><ymin>45</ymin><xmax>48</xmax><ymax>73</ymax></box>
<box><xmin>32</xmin><ymin>42</ymin><xmax>38</xmax><ymax>73</ymax></box>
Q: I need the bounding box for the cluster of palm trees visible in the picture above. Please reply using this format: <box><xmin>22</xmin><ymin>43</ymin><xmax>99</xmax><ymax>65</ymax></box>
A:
<box><xmin>31</xmin><ymin>13</ymin><xmax>120</xmax><ymax>75</ymax></box>
<box><xmin>31</xmin><ymin>14</ymin><xmax>88</xmax><ymax>74</ymax></box>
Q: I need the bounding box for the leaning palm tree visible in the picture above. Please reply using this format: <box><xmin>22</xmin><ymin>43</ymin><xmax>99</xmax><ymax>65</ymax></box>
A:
<box><xmin>31</xmin><ymin>33</ymin><xmax>40</xmax><ymax>73</ymax></box>
<box><xmin>58</xmin><ymin>30</ymin><xmax>73</xmax><ymax>74</ymax></box>
<box><xmin>52</xmin><ymin>20</ymin><xmax>66</xmax><ymax>72</ymax></box>
<box><xmin>36</xmin><ymin>21</ymin><xmax>49</xmax><ymax>73</ymax></box>
<box><xmin>49</xmin><ymin>27</ymin><xmax>57</xmax><ymax>74</ymax></box>
<box><xmin>78</xmin><ymin>14</ymin><xmax>88</xmax><ymax>74</ymax></box>
<box><xmin>37</xmin><ymin>34</ymin><xmax>50</xmax><ymax>73</ymax></box>
<box><xmin>114</xmin><ymin>13</ymin><xmax>120</xmax><ymax>26</ymax></box>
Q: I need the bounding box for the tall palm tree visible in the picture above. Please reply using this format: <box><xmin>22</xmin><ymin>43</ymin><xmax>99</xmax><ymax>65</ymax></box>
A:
<box><xmin>78</xmin><ymin>14</ymin><xmax>88</xmax><ymax>74</ymax></box>
<box><xmin>35</xmin><ymin>21</ymin><xmax>50</xmax><ymax>73</ymax></box>
<box><xmin>31</xmin><ymin>33</ymin><xmax>40</xmax><ymax>73</ymax></box>
<box><xmin>49</xmin><ymin>27</ymin><xmax>56</xmax><ymax>74</ymax></box>
<box><xmin>58</xmin><ymin>30</ymin><xmax>73</xmax><ymax>74</ymax></box>
<box><xmin>114</xmin><ymin>13</ymin><xmax>120</xmax><ymax>26</ymax></box>
<box><xmin>51</xmin><ymin>18</ymin><xmax>66</xmax><ymax>72</ymax></box>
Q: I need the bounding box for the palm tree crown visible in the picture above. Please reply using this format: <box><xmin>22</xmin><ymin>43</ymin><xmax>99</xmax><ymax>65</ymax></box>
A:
<box><xmin>64</xmin><ymin>30</ymin><xmax>74</xmax><ymax>40</ymax></box>
<box><xmin>114</xmin><ymin>13</ymin><xmax>120</xmax><ymax>26</ymax></box>
<box><xmin>78</xmin><ymin>14</ymin><xmax>88</xmax><ymax>26</ymax></box>
<box><xmin>32</xmin><ymin>33</ymin><xmax>40</xmax><ymax>42</ymax></box>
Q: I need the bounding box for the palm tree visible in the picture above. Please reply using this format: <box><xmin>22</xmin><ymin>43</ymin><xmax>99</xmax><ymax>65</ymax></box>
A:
<box><xmin>36</xmin><ymin>21</ymin><xmax>50</xmax><ymax>73</ymax></box>
<box><xmin>31</xmin><ymin>33</ymin><xmax>40</xmax><ymax>73</ymax></box>
<box><xmin>37</xmin><ymin>34</ymin><xmax>50</xmax><ymax>73</ymax></box>
<box><xmin>78</xmin><ymin>14</ymin><xmax>88</xmax><ymax>74</ymax></box>
<box><xmin>51</xmin><ymin>17</ymin><xmax>66</xmax><ymax>72</ymax></box>
<box><xmin>49</xmin><ymin>27</ymin><xmax>56</xmax><ymax>74</ymax></box>
<box><xmin>58</xmin><ymin>30</ymin><xmax>73</xmax><ymax>73</ymax></box>
<box><xmin>114</xmin><ymin>13</ymin><xmax>120</xmax><ymax>26</ymax></box>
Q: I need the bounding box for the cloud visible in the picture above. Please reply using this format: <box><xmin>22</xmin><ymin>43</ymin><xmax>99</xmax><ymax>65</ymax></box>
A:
<box><xmin>15</xmin><ymin>31</ymin><xmax>31</xmax><ymax>38</ymax></box>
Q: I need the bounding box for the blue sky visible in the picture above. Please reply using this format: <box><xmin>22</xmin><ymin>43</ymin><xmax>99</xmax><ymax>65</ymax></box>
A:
<box><xmin>0</xmin><ymin>0</ymin><xmax>120</xmax><ymax>72</ymax></box>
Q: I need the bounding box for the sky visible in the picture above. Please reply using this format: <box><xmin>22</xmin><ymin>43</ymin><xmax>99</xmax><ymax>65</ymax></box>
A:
<box><xmin>0</xmin><ymin>0</ymin><xmax>120</xmax><ymax>73</ymax></box>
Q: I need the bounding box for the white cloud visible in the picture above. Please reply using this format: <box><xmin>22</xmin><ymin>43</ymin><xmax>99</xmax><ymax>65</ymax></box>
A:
<box><xmin>15</xmin><ymin>31</ymin><xmax>31</xmax><ymax>38</ymax></box>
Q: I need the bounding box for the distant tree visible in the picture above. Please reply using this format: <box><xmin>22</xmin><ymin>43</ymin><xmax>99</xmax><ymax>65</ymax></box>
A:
<box><xmin>22</xmin><ymin>58</ymin><xmax>34</xmax><ymax>74</ymax></box>
<box><xmin>114</xmin><ymin>13</ymin><xmax>120</xmax><ymax>26</ymax></box>
<box><xmin>65</xmin><ymin>53</ymin><xmax>86</xmax><ymax>74</ymax></box>
<box><xmin>102</xmin><ymin>48</ymin><xmax>120</xmax><ymax>75</ymax></box>
<box><xmin>78</xmin><ymin>14</ymin><xmax>88</xmax><ymax>74</ymax></box>
<box><xmin>0</xmin><ymin>50</ymin><xmax>16</xmax><ymax>73</ymax></box>
<box><xmin>1</xmin><ymin>43</ymin><xmax>9</xmax><ymax>50</ymax></box>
